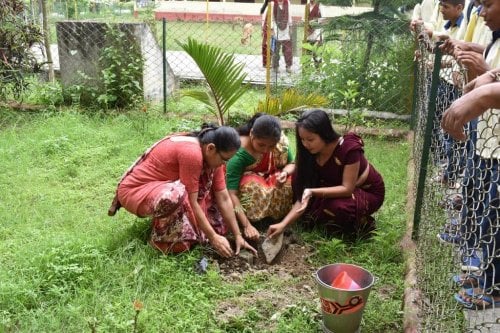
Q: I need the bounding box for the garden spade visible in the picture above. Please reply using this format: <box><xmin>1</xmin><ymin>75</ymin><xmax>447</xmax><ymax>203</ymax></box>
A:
<box><xmin>261</xmin><ymin>233</ymin><xmax>283</xmax><ymax>264</ymax></box>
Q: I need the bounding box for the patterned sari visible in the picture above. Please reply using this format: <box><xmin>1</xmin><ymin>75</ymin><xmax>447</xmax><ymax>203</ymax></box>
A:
<box><xmin>149</xmin><ymin>172</ymin><xmax>226</xmax><ymax>254</ymax></box>
<box><xmin>238</xmin><ymin>135</ymin><xmax>293</xmax><ymax>221</ymax></box>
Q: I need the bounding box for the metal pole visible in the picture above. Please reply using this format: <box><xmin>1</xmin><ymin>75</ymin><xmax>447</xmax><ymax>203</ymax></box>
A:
<box><xmin>412</xmin><ymin>42</ymin><xmax>443</xmax><ymax>240</ymax></box>
<box><xmin>265</xmin><ymin>3</ymin><xmax>272</xmax><ymax>98</ymax></box>
<box><xmin>163</xmin><ymin>17</ymin><xmax>167</xmax><ymax>114</ymax></box>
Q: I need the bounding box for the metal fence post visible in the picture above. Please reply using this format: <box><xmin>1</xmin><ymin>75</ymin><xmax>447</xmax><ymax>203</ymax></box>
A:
<box><xmin>412</xmin><ymin>42</ymin><xmax>443</xmax><ymax>240</ymax></box>
<box><xmin>163</xmin><ymin>17</ymin><xmax>166</xmax><ymax>114</ymax></box>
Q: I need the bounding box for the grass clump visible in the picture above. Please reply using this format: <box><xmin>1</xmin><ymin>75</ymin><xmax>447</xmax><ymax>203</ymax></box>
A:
<box><xmin>0</xmin><ymin>106</ymin><xmax>409</xmax><ymax>332</ymax></box>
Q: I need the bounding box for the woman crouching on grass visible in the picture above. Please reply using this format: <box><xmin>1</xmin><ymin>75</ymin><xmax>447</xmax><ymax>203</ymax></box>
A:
<box><xmin>225</xmin><ymin>113</ymin><xmax>295</xmax><ymax>241</ymax></box>
<box><xmin>108</xmin><ymin>124</ymin><xmax>257</xmax><ymax>257</ymax></box>
<box><xmin>267</xmin><ymin>109</ymin><xmax>385</xmax><ymax>239</ymax></box>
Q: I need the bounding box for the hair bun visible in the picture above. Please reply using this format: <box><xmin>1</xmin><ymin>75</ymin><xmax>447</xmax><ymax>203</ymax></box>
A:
<box><xmin>200</xmin><ymin>123</ymin><xmax>218</xmax><ymax>130</ymax></box>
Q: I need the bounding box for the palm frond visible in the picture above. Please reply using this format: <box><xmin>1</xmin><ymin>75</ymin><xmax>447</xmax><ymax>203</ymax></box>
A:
<box><xmin>176</xmin><ymin>38</ymin><xmax>248</xmax><ymax>125</ymax></box>
<box><xmin>257</xmin><ymin>89</ymin><xmax>329</xmax><ymax>116</ymax></box>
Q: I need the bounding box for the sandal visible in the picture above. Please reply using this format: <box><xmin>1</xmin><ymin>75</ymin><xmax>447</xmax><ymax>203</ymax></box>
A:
<box><xmin>454</xmin><ymin>288</ymin><xmax>500</xmax><ymax>310</ymax></box>
<box><xmin>452</xmin><ymin>274</ymin><xmax>483</xmax><ymax>288</ymax></box>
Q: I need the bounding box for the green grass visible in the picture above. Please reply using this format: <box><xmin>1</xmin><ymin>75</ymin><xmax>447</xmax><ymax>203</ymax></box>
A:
<box><xmin>0</xmin><ymin>104</ymin><xmax>409</xmax><ymax>332</ymax></box>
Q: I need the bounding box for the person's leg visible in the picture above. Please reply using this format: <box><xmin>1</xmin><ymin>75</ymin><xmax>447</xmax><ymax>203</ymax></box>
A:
<box><xmin>306</xmin><ymin>186</ymin><xmax>382</xmax><ymax>235</ymax></box>
<box><xmin>262</xmin><ymin>31</ymin><xmax>268</xmax><ymax>67</ymax></box>
<box><xmin>147</xmin><ymin>181</ymin><xmax>200</xmax><ymax>254</ymax></box>
<box><xmin>282</xmin><ymin>39</ymin><xmax>293</xmax><ymax>70</ymax></box>
<box><xmin>272</xmin><ymin>40</ymin><xmax>281</xmax><ymax>70</ymax></box>
<box><xmin>480</xmin><ymin>159</ymin><xmax>500</xmax><ymax>293</ymax></box>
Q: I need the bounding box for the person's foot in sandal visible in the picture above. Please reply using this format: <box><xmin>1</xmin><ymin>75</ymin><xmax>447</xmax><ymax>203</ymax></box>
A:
<box><xmin>455</xmin><ymin>288</ymin><xmax>500</xmax><ymax>310</ymax></box>
<box><xmin>452</xmin><ymin>274</ymin><xmax>484</xmax><ymax>288</ymax></box>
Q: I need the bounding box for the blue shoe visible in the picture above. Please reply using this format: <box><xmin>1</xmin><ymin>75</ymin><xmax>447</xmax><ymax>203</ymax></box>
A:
<box><xmin>442</xmin><ymin>217</ymin><xmax>459</xmax><ymax>233</ymax></box>
<box><xmin>437</xmin><ymin>232</ymin><xmax>461</xmax><ymax>245</ymax></box>
<box><xmin>452</xmin><ymin>274</ymin><xmax>483</xmax><ymax>288</ymax></box>
<box><xmin>461</xmin><ymin>251</ymin><xmax>481</xmax><ymax>272</ymax></box>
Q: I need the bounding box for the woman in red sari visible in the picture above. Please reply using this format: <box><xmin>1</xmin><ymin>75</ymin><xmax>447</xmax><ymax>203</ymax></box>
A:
<box><xmin>108</xmin><ymin>124</ymin><xmax>257</xmax><ymax>257</ymax></box>
<box><xmin>225</xmin><ymin>114</ymin><xmax>295</xmax><ymax>240</ymax></box>
<box><xmin>267</xmin><ymin>109</ymin><xmax>385</xmax><ymax>238</ymax></box>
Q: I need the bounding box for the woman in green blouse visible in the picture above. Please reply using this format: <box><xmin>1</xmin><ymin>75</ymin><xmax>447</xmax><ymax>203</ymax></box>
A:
<box><xmin>225</xmin><ymin>113</ymin><xmax>295</xmax><ymax>240</ymax></box>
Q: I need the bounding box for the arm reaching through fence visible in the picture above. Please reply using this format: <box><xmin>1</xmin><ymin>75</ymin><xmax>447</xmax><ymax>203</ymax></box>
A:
<box><xmin>441</xmin><ymin>70</ymin><xmax>500</xmax><ymax>141</ymax></box>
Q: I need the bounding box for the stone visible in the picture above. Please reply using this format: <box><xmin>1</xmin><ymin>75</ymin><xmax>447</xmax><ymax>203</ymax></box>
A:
<box><xmin>238</xmin><ymin>249</ymin><xmax>255</xmax><ymax>265</ymax></box>
<box><xmin>261</xmin><ymin>233</ymin><xmax>284</xmax><ymax>264</ymax></box>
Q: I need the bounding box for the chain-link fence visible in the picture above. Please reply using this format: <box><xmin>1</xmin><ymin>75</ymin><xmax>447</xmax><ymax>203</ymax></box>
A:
<box><xmin>411</xmin><ymin>28</ymin><xmax>500</xmax><ymax>332</ymax></box>
<box><xmin>20</xmin><ymin>1</ymin><xmax>415</xmax><ymax>118</ymax></box>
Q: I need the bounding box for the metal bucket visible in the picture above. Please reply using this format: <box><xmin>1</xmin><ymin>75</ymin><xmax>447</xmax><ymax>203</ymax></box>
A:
<box><xmin>315</xmin><ymin>263</ymin><xmax>374</xmax><ymax>333</ymax></box>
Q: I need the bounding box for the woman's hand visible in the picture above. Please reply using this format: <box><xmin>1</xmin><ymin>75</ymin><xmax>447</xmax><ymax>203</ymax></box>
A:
<box><xmin>296</xmin><ymin>188</ymin><xmax>312</xmax><ymax>213</ymax></box>
<box><xmin>267</xmin><ymin>221</ymin><xmax>286</xmax><ymax>239</ymax></box>
<box><xmin>209</xmin><ymin>234</ymin><xmax>234</xmax><ymax>258</ymax></box>
<box><xmin>243</xmin><ymin>223</ymin><xmax>260</xmax><ymax>241</ymax></box>
<box><xmin>234</xmin><ymin>234</ymin><xmax>258</xmax><ymax>256</ymax></box>
<box><xmin>276</xmin><ymin>170</ymin><xmax>288</xmax><ymax>185</ymax></box>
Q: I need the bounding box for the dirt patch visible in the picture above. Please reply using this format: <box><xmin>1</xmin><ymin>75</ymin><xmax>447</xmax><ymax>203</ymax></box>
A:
<box><xmin>202</xmin><ymin>231</ymin><xmax>321</xmax><ymax>328</ymax></box>
<box><xmin>205</xmin><ymin>232</ymin><xmax>318</xmax><ymax>281</ymax></box>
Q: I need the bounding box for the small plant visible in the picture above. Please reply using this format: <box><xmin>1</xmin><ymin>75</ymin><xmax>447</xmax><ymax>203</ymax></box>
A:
<box><xmin>98</xmin><ymin>26</ymin><xmax>144</xmax><ymax>109</ymax></box>
<box><xmin>65</xmin><ymin>25</ymin><xmax>144</xmax><ymax>110</ymax></box>
<box><xmin>176</xmin><ymin>37</ymin><xmax>248</xmax><ymax>125</ymax></box>
<box><xmin>132</xmin><ymin>300</ymin><xmax>143</xmax><ymax>333</ymax></box>
<box><xmin>256</xmin><ymin>88</ymin><xmax>329</xmax><ymax>116</ymax></box>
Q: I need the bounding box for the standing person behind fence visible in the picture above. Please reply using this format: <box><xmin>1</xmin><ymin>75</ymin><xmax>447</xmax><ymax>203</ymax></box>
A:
<box><xmin>411</xmin><ymin>0</ymin><xmax>435</xmax><ymax>27</ymax></box>
<box><xmin>304</xmin><ymin>0</ymin><xmax>322</xmax><ymax>66</ymax></box>
<box><xmin>225</xmin><ymin>114</ymin><xmax>295</xmax><ymax>240</ymax></box>
<box><xmin>411</xmin><ymin>0</ymin><xmax>444</xmax><ymax>34</ymax></box>
<box><xmin>108</xmin><ymin>124</ymin><xmax>257</xmax><ymax>257</ymax></box>
<box><xmin>420</xmin><ymin>0</ymin><xmax>465</xmax><ymax>186</ymax></box>
<box><xmin>438</xmin><ymin>2</ymin><xmax>497</xmax><ymax>248</ymax></box>
<box><xmin>443</xmin><ymin>72</ymin><xmax>500</xmax><ymax>309</ymax></box>
<box><xmin>442</xmin><ymin>1</ymin><xmax>500</xmax><ymax>308</ymax></box>
<box><xmin>272</xmin><ymin>0</ymin><xmax>293</xmax><ymax>73</ymax></box>
<box><xmin>436</xmin><ymin>2</ymin><xmax>490</xmax><ymax>260</ymax></box>
<box><xmin>266</xmin><ymin>109</ymin><xmax>385</xmax><ymax>239</ymax></box>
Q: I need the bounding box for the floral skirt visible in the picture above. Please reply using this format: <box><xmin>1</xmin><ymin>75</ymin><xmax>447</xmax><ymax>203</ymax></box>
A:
<box><xmin>239</xmin><ymin>172</ymin><xmax>293</xmax><ymax>222</ymax></box>
<box><xmin>148</xmin><ymin>181</ymin><xmax>226</xmax><ymax>254</ymax></box>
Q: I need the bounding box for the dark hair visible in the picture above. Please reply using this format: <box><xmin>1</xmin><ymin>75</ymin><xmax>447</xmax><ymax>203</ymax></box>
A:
<box><xmin>293</xmin><ymin>109</ymin><xmax>340</xmax><ymax>200</ymax></box>
<box><xmin>190</xmin><ymin>123</ymin><xmax>241</xmax><ymax>152</ymax></box>
<box><xmin>440</xmin><ymin>0</ymin><xmax>465</xmax><ymax>6</ymax></box>
<box><xmin>237</xmin><ymin>113</ymin><xmax>281</xmax><ymax>142</ymax></box>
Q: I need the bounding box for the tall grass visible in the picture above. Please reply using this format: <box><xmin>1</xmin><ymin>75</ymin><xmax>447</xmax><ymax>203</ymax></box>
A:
<box><xmin>0</xmin><ymin>106</ymin><xmax>409</xmax><ymax>332</ymax></box>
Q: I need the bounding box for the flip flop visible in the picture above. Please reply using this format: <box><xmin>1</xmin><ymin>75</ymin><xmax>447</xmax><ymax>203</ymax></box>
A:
<box><xmin>452</xmin><ymin>274</ymin><xmax>484</xmax><ymax>288</ymax></box>
<box><xmin>454</xmin><ymin>288</ymin><xmax>500</xmax><ymax>310</ymax></box>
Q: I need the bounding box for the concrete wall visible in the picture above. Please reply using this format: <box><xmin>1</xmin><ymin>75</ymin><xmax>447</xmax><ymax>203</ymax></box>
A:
<box><xmin>56</xmin><ymin>21</ymin><xmax>178</xmax><ymax>102</ymax></box>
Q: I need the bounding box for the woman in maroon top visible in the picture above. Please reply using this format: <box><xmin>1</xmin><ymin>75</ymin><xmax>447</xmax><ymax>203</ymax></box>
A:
<box><xmin>267</xmin><ymin>109</ymin><xmax>385</xmax><ymax>238</ymax></box>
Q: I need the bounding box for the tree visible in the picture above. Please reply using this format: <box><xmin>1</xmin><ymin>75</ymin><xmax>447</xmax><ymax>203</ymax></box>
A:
<box><xmin>0</xmin><ymin>0</ymin><xmax>43</xmax><ymax>99</ymax></box>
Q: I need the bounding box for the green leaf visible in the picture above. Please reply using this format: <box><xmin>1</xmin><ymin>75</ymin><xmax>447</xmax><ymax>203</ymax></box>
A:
<box><xmin>176</xmin><ymin>38</ymin><xmax>248</xmax><ymax>125</ymax></box>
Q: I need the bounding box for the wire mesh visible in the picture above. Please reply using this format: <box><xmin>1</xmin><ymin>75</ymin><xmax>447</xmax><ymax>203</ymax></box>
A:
<box><xmin>412</xmin><ymin>25</ymin><xmax>500</xmax><ymax>332</ymax></box>
<box><xmin>21</xmin><ymin>1</ymin><xmax>416</xmax><ymax>120</ymax></box>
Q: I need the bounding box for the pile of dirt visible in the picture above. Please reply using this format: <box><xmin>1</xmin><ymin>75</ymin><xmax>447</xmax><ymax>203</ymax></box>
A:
<box><xmin>208</xmin><ymin>233</ymin><xmax>321</xmax><ymax>328</ymax></box>
<box><xmin>203</xmin><ymin>232</ymin><xmax>317</xmax><ymax>281</ymax></box>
